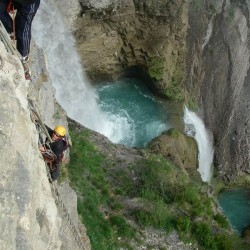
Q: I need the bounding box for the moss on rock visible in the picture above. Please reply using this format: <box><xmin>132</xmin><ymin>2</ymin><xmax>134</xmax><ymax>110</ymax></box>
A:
<box><xmin>147</xmin><ymin>128</ymin><xmax>198</xmax><ymax>175</ymax></box>
<box><xmin>147</xmin><ymin>57</ymin><xmax>165</xmax><ymax>81</ymax></box>
<box><xmin>164</xmin><ymin>70</ymin><xmax>184</xmax><ymax>101</ymax></box>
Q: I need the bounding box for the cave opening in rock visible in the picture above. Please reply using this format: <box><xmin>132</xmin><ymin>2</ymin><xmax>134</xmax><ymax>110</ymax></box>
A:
<box><xmin>117</xmin><ymin>65</ymin><xmax>157</xmax><ymax>94</ymax></box>
<box><xmin>94</xmin><ymin>65</ymin><xmax>178</xmax><ymax>148</ymax></box>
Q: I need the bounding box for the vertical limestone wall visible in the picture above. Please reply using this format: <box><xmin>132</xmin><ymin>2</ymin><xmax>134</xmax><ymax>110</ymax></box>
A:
<box><xmin>0</xmin><ymin>33</ymin><xmax>91</xmax><ymax>248</ymax></box>
<box><xmin>186</xmin><ymin>0</ymin><xmax>250</xmax><ymax>180</ymax></box>
<box><xmin>0</xmin><ymin>41</ymin><xmax>62</xmax><ymax>249</ymax></box>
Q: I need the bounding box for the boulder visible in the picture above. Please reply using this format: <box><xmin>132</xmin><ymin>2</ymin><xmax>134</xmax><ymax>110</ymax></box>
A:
<box><xmin>147</xmin><ymin>128</ymin><xmax>198</xmax><ymax>175</ymax></box>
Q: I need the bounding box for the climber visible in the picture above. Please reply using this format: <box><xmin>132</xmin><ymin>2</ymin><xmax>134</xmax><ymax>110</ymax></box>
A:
<box><xmin>0</xmin><ymin>0</ymin><xmax>40</xmax><ymax>79</ymax></box>
<box><xmin>39</xmin><ymin>125</ymin><xmax>68</xmax><ymax>182</ymax></box>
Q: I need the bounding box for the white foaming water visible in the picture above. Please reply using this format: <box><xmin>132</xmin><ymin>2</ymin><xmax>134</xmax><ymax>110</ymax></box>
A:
<box><xmin>183</xmin><ymin>106</ymin><xmax>214</xmax><ymax>183</ymax></box>
<box><xmin>106</xmin><ymin>111</ymin><xmax>136</xmax><ymax>146</ymax></box>
<box><xmin>31</xmin><ymin>0</ymin><xmax>169</xmax><ymax>147</ymax></box>
<box><xmin>202</xmin><ymin>20</ymin><xmax>213</xmax><ymax>50</ymax></box>
<box><xmin>32</xmin><ymin>1</ymin><xmax>104</xmax><ymax>131</ymax></box>
<box><xmin>32</xmin><ymin>0</ymin><xmax>131</xmax><ymax>143</ymax></box>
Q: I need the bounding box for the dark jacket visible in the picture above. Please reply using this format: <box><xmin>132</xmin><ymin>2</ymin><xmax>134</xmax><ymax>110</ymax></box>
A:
<box><xmin>45</xmin><ymin>125</ymin><xmax>65</xmax><ymax>165</ymax></box>
<box><xmin>13</xmin><ymin>0</ymin><xmax>34</xmax><ymax>7</ymax></box>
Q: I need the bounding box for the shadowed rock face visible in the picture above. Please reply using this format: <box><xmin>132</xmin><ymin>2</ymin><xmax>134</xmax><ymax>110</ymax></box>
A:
<box><xmin>186</xmin><ymin>1</ymin><xmax>250</xmax><ymax>180</ymax></box>
<box><xmin>73</xmin><ymin>0</ymin><xmax>187</xmax><ymax>92</ymax></box>
<box><xmin>69</xmin><ymin>0</ymin><xmax>250</xmax><ymax>181</ymax></box>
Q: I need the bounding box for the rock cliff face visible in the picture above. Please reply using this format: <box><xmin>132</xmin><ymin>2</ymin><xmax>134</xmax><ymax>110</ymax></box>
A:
<box><xmin>0</xmin><ymin>37</ymin><xmax>90</xmax><ymax>249</ymax></box>
<box><xmin>0</xmin><ymin>40</ymin><xmax>61</xmax><ymax>249</ymax></box>
<box><xmin>74</xmin><ymin>0</ymin><xmax>187</xmax><ymax>96</ymax></box>
<box><xmin>186</xmin><ymin>1</ymin><xmax>250</xmax><ymax>180</ymax></box>
<box><xmin>1</xmin><ymin>1</ymin><xmax>248</xmax><ymax>247</ymax></box>
<box><xmin>72</xmin><ymin>0</ymin><xmax>250</xmax><ymax>181</ymax></box>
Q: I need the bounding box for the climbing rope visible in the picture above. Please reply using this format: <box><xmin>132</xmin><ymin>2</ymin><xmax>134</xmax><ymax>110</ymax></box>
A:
<box><xmin>28</xmin><ymin>99</ymin><xmax>53</xmax><ymax>142</ymax></box>
<box><xmin>0</xmin><ymin>55</ymin><xmax>4</xmax><ymax>70</ymax></box>
<box><xmin>0</xmin><ymin>20</ymin><xmax>18</xmax><ymax>56</ymax></box>
<box><xmin>0</xmin><ymin>20</ymin><xmax>31</xmax><ymax>80</ymax></box>
<box><xmin>28</xmin><ymin>99</ymin><xmax>86</xmax><ymax>249</ymax></box>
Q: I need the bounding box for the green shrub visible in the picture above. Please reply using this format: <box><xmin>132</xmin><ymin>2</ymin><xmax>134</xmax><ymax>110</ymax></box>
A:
<box><xmin>111</xmin><ymin>168</ymin><xmax>135</xmax><ymax>196</ymax></box>
<box><xmin>191</xmin><ymin>223</ymin><xmax>249</xmax><ymax>250</ymax></box>
<box><xmin>137</xmin><ymin>156</ymin><xmax>178</xmax><ymax>203</ymax></box>
<box><xmin>107</xmin><ymin>198</ymin><xmax>124</xmax><ymax>210</ymax></box>
<box><xmin>213</xmin><ymin>214</ymin><xmax>229</xmax><ymax>229</ymax></box>
<box><xmin>148</xmin><ymin>57</ymin><xmax>165</xmax><ymax>81</ymax></box>
<box><xmin>193</xmin><ymin>0</ymin><xmax>202</xmax><ymax>11</ymax></box>
<box><xmin>77</xmin><ymin>198</ymin><xmax>113</xmax><ymax>249</ymax></box>
<box><xmin>164</xmin><ymin>73</ymin><xmax>183</xmax><ymax>102</ymax></box>
<box><xmin>214</xmin><ymin>234</ymin><xmax>233</xmax><ymax>250</ymax></box>
<box><xmin>191</xmin><ymin>195</ymin><xmax>213</xmax><ymax>217</ymax></box>
<box><xmin>209</xmin><ymin>4</ymin><xmax>216</xmax><ymax>16</ymax></box>
<box><xmin>175</xmin><ymin>186</ymin><xmax>199</xmax><ymax>204</ymax></box>
<box><xmin>176</xmin><ymin>216</ymin><xmax>191</xmax><ymax>233</ymax></box>
<box><xmin>187</xmin><ymin>98</ymin><xmax>198</xmax><ymax>111</ymax></box>
<box><xmin>109</xmin><ymin>215</ymin><xmax>136</xmax><ymax>238</ymax></box>
<box><xmin>135</xmin><ymin>156</ymin><xmax>213</xmax><ymax>217</ymax></box>
<box><xmin>68</xmin><ymin>128</ymin><xmax>136</xmax><ymax>249</ymax></box>
<box><xmin>131</xmin><ymin>200</ymin><xmax>174</xmax><ymax>232</ymax></box>
<box><xmin>166</xmin><ymin>128</ymin><xmax>179</xmax><ymax>138</ymax></box>
<box><xmin>226</xmin><ymin>7</ymin><xmax>235</xmax><ymax>22</ymax></box>
<box><xmin>192</xmin><ymin>222</ymin><xmax>216</xmax><ymax>249</ymax></box>
<box><xmin>52</xmin><ymin>111</ymin><xmax>61</xmax><ymax>119</ymax></box>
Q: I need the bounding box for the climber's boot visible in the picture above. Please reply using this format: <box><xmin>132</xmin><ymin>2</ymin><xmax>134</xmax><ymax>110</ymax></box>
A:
<box><xmin>21</xmin><ymin>56</ymin><xmax>31</xmax><ymax>80</ymax></box>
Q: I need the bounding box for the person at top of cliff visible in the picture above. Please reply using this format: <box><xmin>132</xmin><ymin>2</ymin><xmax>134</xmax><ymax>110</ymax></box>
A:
<box><xmin>39</xmin><ymin>125</ymin><xmax>69</xmax><ymax>182</ymax></box>
<box><xmin>0</xmin><ymin>0</ymin><xmax>40</xmax><ymax>79</ymax></box>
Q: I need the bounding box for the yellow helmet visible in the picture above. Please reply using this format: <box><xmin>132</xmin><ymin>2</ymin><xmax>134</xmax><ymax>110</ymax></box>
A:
<box><xmin>54</xmin><ymin>125</ymin><xmax>66</xmax><ymax>137</ymax></box>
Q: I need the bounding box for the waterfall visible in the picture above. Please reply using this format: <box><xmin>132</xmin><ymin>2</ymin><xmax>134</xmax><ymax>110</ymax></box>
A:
<box><xmin>30</xmin><ymin>1</ymin><xmax>171</xmax><ymax>148</ymax></box>
<box><xmin>183</xmin><ymin>106</ymin><xmax>214</xmax><ymax>183</ymax></box>
<box><xmin>32</xmin><ymin>0</ymin><xmax>109</xmax><ymax>134</ymax></box>
<box><xmin>202</xmin><ymin>20</ymin><xmax>213</xmax><ymax>50</ymax></box>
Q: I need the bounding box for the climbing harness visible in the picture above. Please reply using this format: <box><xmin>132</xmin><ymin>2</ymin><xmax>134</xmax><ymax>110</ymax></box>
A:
<box><xmin>28</xmin><ymin>98</ymin><xmax>56</xmax><ymax>179</ymax></box>
<box><xmin>28</xmin><ymin>99</ymin><xmax>70</xmax><ymax>177</ymax></box>
<box><xmin>28</xmin><ymin>98</ymin><xmax>86</xmax><ymax>249</ymax></box>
